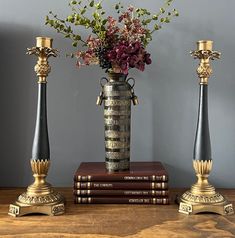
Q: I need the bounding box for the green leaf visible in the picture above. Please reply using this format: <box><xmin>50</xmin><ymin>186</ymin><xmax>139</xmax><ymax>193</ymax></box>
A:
<box><xmin>70</xmin><ymin>0</ymin><xmax>77</xmax><ymax>5</ymax></box>
<box><xmin>74</xmin><ymin>35</ymin><xmax>81</xmax><ymax>40</ymax></box>
<box><xmin>145</xmin><ymin>19</ymin><xmax>151</xmax><ymax>24</ymax></box>
<box><xmin>59</xmin><ymin>25</ymin><xmax>65</xmax><ymax>30</ymax></box>
<box><xmin>152</xmin><ymin>15</ymin><xmax>158</xmax><ymax>20</ymax></box>
<box><xmin>67</xmin><ymin>15</ymin><xmax>74</xmax><ymax>22</ymax></box>
<box><xmin>102</xmin><ymin>19</ymin><xmax>108</xmax><ymax>25</ymax></box>
<box><xmin>72</xmin><ymin>41</ymin><xmax>78</xmax><ymax>47</ymax></box>
<box><xmin>173</xmin><ymin>9</ymin><xmax>179</xmax><ymax>16</ymax></box>
<box><xmin>160</xmin><ymin>8</ymin><xmax>165</xmax><ymax>13</ymax></box>
<box><xmin>96</xmin><ymin>3</ymin><xmax>102</xmax><ymax>10</ymax></box>
<box><xmin>68</xmin><ymin>26</ymin><xmax>72</xmax><ymax>32</ymax></box>
<box><xmin>89</xmin><ymin>0</ymin><xmax>94</xmax><ymax>7</ymax></box>
<box><xmin>93</xmin><ymin>12</ymin><xmax>99</xmax><ymax>19</ymax></box>
<box><xmin>49</xmin><ymin>20</ymin><xmax>54</xmax><ymax>26</ymax></box>
<box><xmin>81</xmin><ymin>8</ymin><xmax>86</xmax><ymax>14</ymax></box>
<box><xmin>165</xmin><ymin>17</ymin><xmax>170</xmax><ymax>23</ymax></box>
<box><xmin>154</xmin><ymin>24</ymin><xmax>159</xmax><ymax>30</ymax></box>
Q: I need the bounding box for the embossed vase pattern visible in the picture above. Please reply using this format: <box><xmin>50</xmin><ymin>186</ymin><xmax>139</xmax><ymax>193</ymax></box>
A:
<box><xmin>103</xmin><ymin>73</ymin><xmax>132</xmax><ymax>172</ymax></box>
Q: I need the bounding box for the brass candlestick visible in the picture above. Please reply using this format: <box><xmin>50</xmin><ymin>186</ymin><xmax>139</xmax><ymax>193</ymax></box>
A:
<box><xmin>8</xmin><ymin>37</ymin><xmax>65</xmax><ymax>217</ymax></box>
<box><xmin>178</xmin><ymin>40</ymin><xmax>234</xmax><ymax>215</ymax></box>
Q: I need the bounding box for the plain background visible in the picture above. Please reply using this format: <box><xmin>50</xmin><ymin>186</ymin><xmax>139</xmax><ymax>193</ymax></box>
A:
<box><xmin>0</xmin><ymin>0</ymin><xmax>235</xmax><ymax>188</ymax></box>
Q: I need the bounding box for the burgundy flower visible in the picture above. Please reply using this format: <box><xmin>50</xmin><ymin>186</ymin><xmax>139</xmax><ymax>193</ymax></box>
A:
<box><xmin>145</xmin><ymin>53</ymin><xmax>152</xmax><ymax>65</ymax></box>
<box><xmin>74</xmin><ymin>5</ymin><xmax>153</xmax><ymax>73</ymax></box>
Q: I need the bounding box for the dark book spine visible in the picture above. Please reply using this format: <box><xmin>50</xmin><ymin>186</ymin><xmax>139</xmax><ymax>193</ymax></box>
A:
<box><xmin>74</xmin><ymin>196</ymin><xmax>169</xmax><ymax>204</ymax></box>
<box><xmin>73</xmin><ymin>189</ymin><xmax>169</xmax><ymax>197</ymax></box>
<box><xmin>74</xmin><ymin>182</ymin><xmax>168</xmax><ymax>190</ymax></box>
<box><xmin>74</xmin><ymin>174</ymin><xmax>168</xmax><ymax>182</ymax></box>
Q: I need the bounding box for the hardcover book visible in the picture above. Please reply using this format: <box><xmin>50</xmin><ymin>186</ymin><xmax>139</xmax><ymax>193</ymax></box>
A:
<box><xmin>73</xmin><ymin>189</ymin><xmax>169</xmax><ymax>197</ymax></box>
<box><xmin>74</xmin><ymin>182</ymin><xmax>168</xmax><ymax>190</ymax></box>
<box><xmin>74</xmin><ymin>162</ymin><xmax>168</xmax><ymax>182</ymax></box>
<box><xmin>74</xmin><ymin>196</ymin><xmax>169</xmax><ymax>204</ymax></box>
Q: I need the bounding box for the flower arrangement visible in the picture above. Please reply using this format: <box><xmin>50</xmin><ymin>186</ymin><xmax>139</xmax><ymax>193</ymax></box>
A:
<box><xmin>46</xmin><ymin>0</ymin><xmax>178</xmax><ymax>74</ymax></box>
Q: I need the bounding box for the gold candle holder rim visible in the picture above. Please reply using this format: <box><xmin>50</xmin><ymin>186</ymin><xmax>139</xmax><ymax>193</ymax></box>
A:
<box><xmin>197</xmin><ymin>40</ymin><xmax>213</xmax><ymax>51</ymax></box>
<box><xmin>36</xmin><ymin>36</ymin><xmax>53</xmax><ymax>48</ymax></box>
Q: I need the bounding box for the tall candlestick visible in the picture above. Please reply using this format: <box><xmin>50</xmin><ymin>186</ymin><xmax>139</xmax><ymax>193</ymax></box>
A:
<box><xmin>8</xmin><ymin>37</ymin><xmax>65</xmax><ymax>217</ymax></box>
<box><xmin>178</xmin><ymin>40</ymin><xmax>234</xmax><ymax>215</ymax></box>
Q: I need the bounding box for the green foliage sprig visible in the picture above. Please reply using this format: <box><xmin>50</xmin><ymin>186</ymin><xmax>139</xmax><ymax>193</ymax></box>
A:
<box><xmin>45</xmin><ymin>0</ymin><xmax>179</xmax><ymax>73</ymax></box>
<box><xmin>46</xmin><ymin>0</ymin><xmax>178</xmax><ymax>48</ymax></box>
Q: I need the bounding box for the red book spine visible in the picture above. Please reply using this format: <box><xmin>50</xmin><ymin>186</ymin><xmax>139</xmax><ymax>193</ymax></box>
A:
<box><xmin>74</xmin><ymin>182</ymin><xmax>168</xmax><ymax>190</ymax></box>
<box><xmin>74</xmin><ymin>174</ymin><xmax>168</xmax><ymax>182</ymax></box>
<box><xmin>74</xmin><ymin>196</ymin><xmax>169</xmax><ymax>204</ymax></box>
<box><xmin>73</xmin><ymin>189</ymin><xmax>169</xmax><ymax>197</ymax></box>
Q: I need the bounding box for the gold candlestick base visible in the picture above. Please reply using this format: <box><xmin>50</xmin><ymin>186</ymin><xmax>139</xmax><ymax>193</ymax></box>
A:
<box><xmin>8</xmin><ymin>160</ymin><xmax>65</xmax><ymax>217</ymax></box>
<box><xmin>179</xmin><ymin>160</ymin><xmax>234</xmax><ymax>215</ymax></box>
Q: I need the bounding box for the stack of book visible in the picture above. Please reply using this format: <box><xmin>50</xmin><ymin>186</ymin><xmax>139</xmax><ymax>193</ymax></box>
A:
<box><xmin>73</xmin><ymin>162</ymin><xmax>169</xmax><ymax>205</ymax></box>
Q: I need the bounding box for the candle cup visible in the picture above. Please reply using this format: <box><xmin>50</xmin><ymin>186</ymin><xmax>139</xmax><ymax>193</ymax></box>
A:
<box><xmin>36</xmin><ymin>37</ymin><xmax>52</xmax><ymax>48</ymax></box>
<box><xmin>197</xmin><ymin>40</ymin><xmax>213</xmax><ymax>51</ymax></box>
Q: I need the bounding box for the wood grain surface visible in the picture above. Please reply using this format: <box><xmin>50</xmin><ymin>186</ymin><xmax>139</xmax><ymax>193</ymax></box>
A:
<box><xmin>0</xmin><ymin>188</ymin><xmax>235</xmax><ymax>238</ymax></box>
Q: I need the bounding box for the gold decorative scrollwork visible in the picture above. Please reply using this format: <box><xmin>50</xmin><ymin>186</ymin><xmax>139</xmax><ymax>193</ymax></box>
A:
<box><xmin>26</xmin><ymin>40</ymin><xmax>58</xmax><ymax>83</ymax></box>
<box><xmin>190</xmin><ymin>50</ymin><xmax>220</xmax><ymax>61</ymax></box>
<box><xmin>193</xmin><ymin>160</ymin><xmax>212</xmax><ymax>175</ymax></box>
<box><xmin>190</xmin><ymin>41</ymin><xmax>221</xmax><ymax>85</ymax></box>
<box><xmin>224</xmin><ymin>204</ymin><xmax>234</xmax><ymax>215</ymax></box>
<box><xmin>196</xmin><ymin>64</ymin><xmax>212</xmax><ymax>79</ymax></box>
<box><xmin>34</xmin><ymin>63</ymin><xmax>51</xmax><ymax>77</ymax></box>
<box><xmin>31</xmin><ymin>159</ymin><xmax>50</xmax><ymax>174</ymax></box>
<box><xmin>18</xmin><ymin>192</ymin><xmax>62</xmax><ymax>205</ymax></box>
<box><xmin>51</xmin><ymin>204</ymin><xmax>65</xmax><ymax>215</ymax></box>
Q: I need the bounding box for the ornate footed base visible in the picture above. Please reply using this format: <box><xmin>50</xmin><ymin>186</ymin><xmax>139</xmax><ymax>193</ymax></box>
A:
<box><xmin>179</xmin><ymin>190</ymin><xmax>234</xmax><ymax>215</ymax></box>
<box><xmin>8</xmin><ymin>185</ymin><xmax>65</xmax><ymax>217</ymax></box>
<box><xmin>9</xmin><ymin>193</ymin><xmax>64</xmax><ymax>217</ymax></box>
<box><xmin>179</xmin><ymin>160</ymin><xmax>234</xmax><ymax>215</ymax></box>
<box><xmin>8</xmin><ymin>160</ymin><xmax>65</xmax><ymax>217</ymax></box>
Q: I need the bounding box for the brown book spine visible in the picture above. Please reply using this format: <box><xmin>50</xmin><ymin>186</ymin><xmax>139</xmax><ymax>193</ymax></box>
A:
<box><xmin>74</xmin><ymin>174</ymin><xmax>168</xmax><ymax>182</ymax></box>
<box><xmin>74</xmin><ymin>182</ymin><xmax>168</xmax><ymax>190</ymax></box>
<box><xmin>74</xmin><ymin>196</ymin><xmax>169</xmax><ymax>204</ymax></box>
<box><xmin>73</xmin><ymin>189</ymin><xmax>169</xmax><ymax>197</ymax></box>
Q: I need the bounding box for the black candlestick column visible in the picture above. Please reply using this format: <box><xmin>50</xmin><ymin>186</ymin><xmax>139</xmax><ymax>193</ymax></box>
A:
<box><xmin>32</xmin><ymin>83</ymin><xmax>50</xmax><ymax>161</ymax></box>
<box><xmin>193</xmin><ymin>84</ymin><xmax>211</xmax><ymax>161</ymax></box>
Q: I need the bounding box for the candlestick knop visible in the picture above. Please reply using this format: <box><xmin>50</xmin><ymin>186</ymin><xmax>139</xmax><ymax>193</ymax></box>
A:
<box><xmin>190</xmin><ymin>49</ymin><xmax>221</xmax><ymax>84</ymax></box>
<box><xmin>26</xmin><ymin>47</ymin><xmax>58</xmax><ymax>83</ymax></box>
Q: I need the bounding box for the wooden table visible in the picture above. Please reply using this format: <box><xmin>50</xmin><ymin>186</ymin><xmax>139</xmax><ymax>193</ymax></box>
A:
<box><xmin>0</xmin><ymin>188</ymin><xmax>235</xmax><ymax>238</ymax></box>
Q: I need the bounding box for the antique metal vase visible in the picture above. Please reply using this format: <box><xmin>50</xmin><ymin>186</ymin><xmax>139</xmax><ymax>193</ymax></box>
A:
<box><xmin>97</xmin><ymin>72</ymin><xmax>138</xmax><ymax>172</ymax></box>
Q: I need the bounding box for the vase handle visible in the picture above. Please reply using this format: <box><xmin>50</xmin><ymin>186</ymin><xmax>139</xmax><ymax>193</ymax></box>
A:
<box><xmin>100</xmin><ymin>77</ymin><xmax>108</xmax><ymax>87</ymax></box>
<box><xmin>96</xmin><ymin>77</ymin><xmax>108</xmax><ymax>106</ymax></box>
<box><xmin>127</xmin><ymin>77</ymin><xmax>135</xmax><ymax>89</ymax></box>
<box><xmin>127</xmin><ymin>77</ymin><xmax>139</xmax><ymax>106</ymax></box>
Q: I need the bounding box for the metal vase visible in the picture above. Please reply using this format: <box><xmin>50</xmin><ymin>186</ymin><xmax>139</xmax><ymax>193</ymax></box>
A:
<box><xmin>98</xmin><ymin>72</ymin><xmax>136</xmax><ymax>172</ymax></box>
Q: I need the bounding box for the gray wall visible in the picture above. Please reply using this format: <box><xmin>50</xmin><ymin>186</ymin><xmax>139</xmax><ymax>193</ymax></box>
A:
<box><xmin>1</xmin><ymin>0</ymin><xmax>235</xmax><ymax>188</ymax></box>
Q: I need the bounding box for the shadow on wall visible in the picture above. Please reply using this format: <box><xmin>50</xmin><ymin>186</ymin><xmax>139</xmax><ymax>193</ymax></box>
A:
<box><xmin>0</xmin><ymin>24</ymin><xmax>40</xmax><ymax>186</ymax></box>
